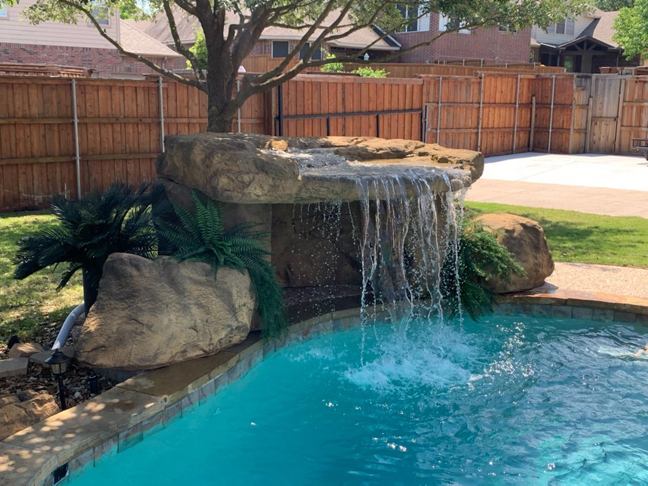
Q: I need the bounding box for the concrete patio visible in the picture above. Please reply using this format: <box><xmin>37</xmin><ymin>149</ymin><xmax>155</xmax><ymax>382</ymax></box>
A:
<box><xmin>466</xmin><ymin>153</ymin><xmax>648</xmax><ymax>218</ymax></box>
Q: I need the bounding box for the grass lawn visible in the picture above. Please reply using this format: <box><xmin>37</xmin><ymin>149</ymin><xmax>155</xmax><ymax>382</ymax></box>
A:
<box><xmin>0</xmin><ymin>211</ymin><xmax>82</xmax><ymax>344</ymax></box>
<box><xmin>1</xmin><ymin>204</ymin><xmax>646</xmax><ymax>344</ymax></box>
<box><xmin>465</xmin><ymin>202</ymin><xmax>648</xmax><ymax>269</ymax></box>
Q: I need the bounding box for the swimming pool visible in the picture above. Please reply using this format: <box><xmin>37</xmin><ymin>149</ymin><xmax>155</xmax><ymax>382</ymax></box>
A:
<box><xmin>70</xmin><ymin>314</ymin><xmax>648</xmax><ymax>484</ymax></box>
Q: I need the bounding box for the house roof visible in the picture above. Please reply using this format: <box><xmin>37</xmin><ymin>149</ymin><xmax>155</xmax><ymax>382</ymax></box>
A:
<box><xmin>133</xmin><ymin>8</ymin><xmax>400</xmax><ymax>51</ymax></box>
<box><xmin>120</xmin><ymin>20</ymin><xmax>183</xmax><ymax>58</ymax></box>
<box><xmin>531</xmin><ymin>10</ymin><xmax>620</xmax><ymax>50</ymax></box>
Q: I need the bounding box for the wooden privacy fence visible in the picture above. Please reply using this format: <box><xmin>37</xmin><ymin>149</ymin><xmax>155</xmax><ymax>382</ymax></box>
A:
<box><xmin>4</xmin><ymin>71</ymin><xmax>643</xmax><ymax>212</ymax></box>
<box><xmin>0</xmin><ymin>76</ymin><xmax>266</xmax><ymax>211</ymax></box>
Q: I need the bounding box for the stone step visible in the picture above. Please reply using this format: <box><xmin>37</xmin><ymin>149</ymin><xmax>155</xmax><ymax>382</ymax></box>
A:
<box><xmin>0</xmin><ymin>357</ymin><xmax>29</xmax><ymax>378</ymax></box>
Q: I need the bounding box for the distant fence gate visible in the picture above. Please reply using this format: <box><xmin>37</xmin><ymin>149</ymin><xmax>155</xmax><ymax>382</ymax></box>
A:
<box><xmin>0</xmin><ymin>71</ymin><xmax>643</xmax><ymax>212</ymax></box>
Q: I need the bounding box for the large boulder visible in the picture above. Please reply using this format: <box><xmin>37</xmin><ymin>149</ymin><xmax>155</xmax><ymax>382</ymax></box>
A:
<box><xmin>477</xmin><ymin>214</ymin><xmax>554</xmax><ymax>293</ymax></box>
<box><xmin>76</xmin><ymin>254</ymin><xmax>256</xmax><ymax>371</ymax></box>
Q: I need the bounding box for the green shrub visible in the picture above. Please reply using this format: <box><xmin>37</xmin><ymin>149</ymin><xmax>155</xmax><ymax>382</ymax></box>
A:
<box><xmin>351</xmin><ymin>66</ymin><xmax>389</xmax><ymax>78</ymax></box>
<box><xmin>320</xmin><ymin>53</ymin><xmax>345</xmax><ymax>73</ymax></box>
<box><xmin>156</xmin><ymin>190</ymin><xmax>287</xmax><ymax>338</ymax></box>
<box><xmin>441</xmin><ymin>216</ymin><xmax>524</xmax><ymax>320</ymax></box>
<box><xmin>13</xmin><ymin>183</ymin><xmax>159</xmax><ymax>313</ymax></box>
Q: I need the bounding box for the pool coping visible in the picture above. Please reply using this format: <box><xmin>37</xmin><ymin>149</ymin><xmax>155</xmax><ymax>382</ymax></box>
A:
<box><xmin>2</xmin><ymin>289</ymin><xmax>648</xmax><ymax>486</ymax></box>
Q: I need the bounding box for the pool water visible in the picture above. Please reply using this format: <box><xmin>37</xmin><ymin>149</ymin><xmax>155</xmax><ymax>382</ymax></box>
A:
<box><xmin>71</xmin><ymin>315</ymin><xmax>648</xmax><ymax>485</ymax></box>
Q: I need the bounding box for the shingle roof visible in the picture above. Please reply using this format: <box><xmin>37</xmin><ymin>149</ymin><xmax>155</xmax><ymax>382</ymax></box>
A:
<box><xmin>133</xmin><ymin>8</ymin><xmax>399</xmax><ymax>51</ymax></box>
<box><xmin>532</xmin><ymin>10</ymin><xmax>620</xmax><ymax>50</ymax></box>
<box><xmin>120</xmin><ymin>20</ymin><xmax>183</xmax><ymax>58</ymax></box>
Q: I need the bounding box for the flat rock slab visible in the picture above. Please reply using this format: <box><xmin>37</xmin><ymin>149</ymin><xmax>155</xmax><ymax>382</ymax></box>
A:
<box><xmin>0</xmin><ymin>358</ymin><xmax>28</xmax><ymax>378</ymax></box>
<box><xmin>7</xmin><ymin>343</ymin><xmax>45</xmax><ymax>359</ymax></box>
<box><xmin>157</xmin><ymin>134</ymin><xmax>483</xmax><ymax>204</ymax></box>
<box><xmin>29</xmin><ymin>346</ymin><xmax>74</xmax><ymax>367</ymax></box>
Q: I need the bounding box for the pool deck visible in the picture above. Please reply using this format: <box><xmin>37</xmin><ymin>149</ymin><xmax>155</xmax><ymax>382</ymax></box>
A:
<box><xmin>3</xmin><ymin>276</ymin><xmax>648</xmax><ymax>486</ymax></box>
<box><xmin>466</xmin><ymin>152</ymin><xmax>648</xmax><ymax>218</ymax></box>
<box><xmin>546</xmin><ymin>263</ymin><xmax>648</xmax><ymax>300</ymax></box>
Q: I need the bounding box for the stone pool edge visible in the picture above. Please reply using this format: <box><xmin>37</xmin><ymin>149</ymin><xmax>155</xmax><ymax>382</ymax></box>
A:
<box><xmin>2</xmin><ymin>289</ymin><xmax>648</xmax><ymax>486</ymax></box>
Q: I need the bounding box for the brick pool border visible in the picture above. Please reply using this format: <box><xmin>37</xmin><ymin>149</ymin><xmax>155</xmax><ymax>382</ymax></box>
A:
<box><xmin>2</xmin><ymin>288</ymin><xmax>648</xmax><ymax>486</ymax></box>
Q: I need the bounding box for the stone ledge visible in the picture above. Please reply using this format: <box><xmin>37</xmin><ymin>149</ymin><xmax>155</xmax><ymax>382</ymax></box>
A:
<box><xmin>4</xmin><ymin>292</ymin><xmax>648</xmax><ymax>486</ymax></box>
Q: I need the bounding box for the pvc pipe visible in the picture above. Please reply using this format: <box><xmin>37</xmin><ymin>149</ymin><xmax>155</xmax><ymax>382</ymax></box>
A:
<box><xmin>53</xmin><ymin>302</ymin><xmax>85</xmax><ymax>350</ymax></box>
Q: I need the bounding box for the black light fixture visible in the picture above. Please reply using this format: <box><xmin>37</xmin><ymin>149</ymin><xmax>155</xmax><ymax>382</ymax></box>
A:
<box><xmin>45</xmin><ymin>349</ymin><xmax>71</xmax><ymax>410</ymax></box>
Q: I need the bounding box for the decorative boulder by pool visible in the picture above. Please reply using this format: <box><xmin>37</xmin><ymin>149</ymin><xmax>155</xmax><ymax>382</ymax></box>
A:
<box><xmin>477</xmin><ymin>214</ymin><xmax>555</xmax><ymax>293</ymax></box>
<box><xmin>76</xmin><ymin>253</ymin><xmax>256</xmax><ymax>371</ymax></box>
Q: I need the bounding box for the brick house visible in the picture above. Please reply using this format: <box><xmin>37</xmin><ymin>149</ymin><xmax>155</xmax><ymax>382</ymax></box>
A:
<box><xmin>391</xmin><ymin>9</ymin><xmax>532</xmax><ymax>64</ymax></box>
<box><xmin>530</xmin><ymin>10</ymin><xmax>639</xmax><ymax>73</ymax></box>
<box><xmin>0</xmin><ymin>0</ymin><xmax>184</xmax><ymax>77</ymax></box>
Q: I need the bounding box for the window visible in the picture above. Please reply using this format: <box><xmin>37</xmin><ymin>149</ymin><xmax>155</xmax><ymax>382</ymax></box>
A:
<box><xmin>546</xmin><ymin>18</ymin><xmax>574</xmax><ymax>36</ymax></box>
<box><xmin>88</xmin><ymin>3</ymin><xmax>110</xmax><ymax>26</ymax></box>
<box><xmin>396</xmin><ymin>5</ymin><xmax>429</xmax><ymax>33</ymax></box>
<box><xmin>0</xmin><ymin>7</ymin><xmax>7</xmax><ymax>18</ymax></box>
<box><xmin>272</xmin><ymin>41</ymin><xmax>289</xmax><ymax>58</ymax></box>
<box><xmin>498</xmin><ymin>24</ymin><xmax>517</xmax><ymax>33</ymax></box>
<box><xmin>299</xmin><ymin>43</ymin><xmax>322</xmax><ymax>60</ymax></box>
<box><xmin>439</xmin><ymin>13</ymin><xmax>470</xmax><ymax>34</ymax></box>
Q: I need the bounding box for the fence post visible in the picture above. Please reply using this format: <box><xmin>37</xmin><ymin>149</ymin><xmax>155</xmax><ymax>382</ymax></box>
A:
<box><xmin>477</xmin><ymin>73</ymin><xmax>485</xmax><ymax>152</ymax></box>
<box><xmin>568</xmin><ymin>76</ymin><xmax>577</xmax><ymax>154</ymax></box>
<box><xmin>529</xmin><ymin>95</ymin><xmax>536</xmax><ymax>151</ymax></box>
<box><xmin>236</xmin><ymin>79</ymin><xmax>242</xmax><ymax>134</ymax></box>
<box><xmin>547</xmin><ymin>74</ymin><xmax>556</xmax><ymax>153</ymax></box>
<box><xmin>436</xmin><ymin>77</ymin><xmax>443</xmax><ymax>144</ymax></box>
<box><xmin>613</xmin><ymin>78</ymin><xmax>626</xmax><ymax>153</ymax></box>
<box><xmin>157</xmin><ymin>77</ymin><xmax>165</xmax><ymax>152</ymax></box>
<box><xmin>513</xmin><ymin>74</ymin><xmax>521</xmax><ymax>154</ymax></box>
<box><xmin>585</xmin><ymin>96</ymin><xmax>593</xmax><ymax>153</ymax></box>
<box><xmin>70</xmin><ymin>79</ymin><xmax>81</xmax><ymax>199</ymax></box>
<box><xmin>277</xmin><ymin>83</ymin><xmax>284</xmax><ymax>136</ymax></box>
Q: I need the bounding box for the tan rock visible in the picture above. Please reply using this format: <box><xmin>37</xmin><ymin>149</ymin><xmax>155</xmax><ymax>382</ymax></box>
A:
<box><xmin>157</xmin><ymin>134</ymin><xmax>482</xmax><ymax>205</ymax></box>
<box><xmin>76</xmin><ymin>253</ymin><xmax>256</xmax><ymax>371</ymax></box>
<box><xmin>477</xmin><ymin>214</ymin><xmax>555</xmax><ymax>293</ymax></box>
<box><xmin>7</xmin><ymin>342</ymin><xmax>45</xmax><ymax>359</ymax></box>
<box><xmin>0</xmin><ymin>393</ymin><xmax>59</xmax><ymax>440</ymax></box>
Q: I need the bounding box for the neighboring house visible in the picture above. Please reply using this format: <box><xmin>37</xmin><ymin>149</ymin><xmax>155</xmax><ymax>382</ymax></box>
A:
<box><xmin>392</xmin><ymin>9</ymin><xmax>532</xmax><ymax>64</ymax></box>
<box><xmin>0</xmin><ymin>0</ymin><xmax>184</xmax><ymax>77</ymax></box>
<box><xmin>134</xmin><ymin>9</ymin><xmax>401</xmax><ymax>65</ymax></box>
<box><xmin>531</xmin><ymin>10</ymin><xmax>639</xmax><ymax>73</ymax></box>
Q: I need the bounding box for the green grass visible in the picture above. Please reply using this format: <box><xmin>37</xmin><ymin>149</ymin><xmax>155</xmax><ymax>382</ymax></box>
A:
<box><xmin>0</xmin><ymin>211</ymin><xmax>82</xmax><ymax>344</ymax></box>
<box><xmin>1</xmin><ymin>203</ymin><xmax>647</xmax><ymax>344</ymax></box>
<box><xmin>465</xmin><ymin>202</ymin><xmax>648</xmax><ymax>269</ymax></box>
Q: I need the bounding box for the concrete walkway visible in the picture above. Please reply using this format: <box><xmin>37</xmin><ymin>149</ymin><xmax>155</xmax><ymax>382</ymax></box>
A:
<box><xmin>546</xmin><ymin>262</ymin><xmax>648</xmax><ymax>300</ymax></box>
<box><xmin>466</xmin><ymin>153</ymin><xmax>648</xmax><ymax>218</ymax></box>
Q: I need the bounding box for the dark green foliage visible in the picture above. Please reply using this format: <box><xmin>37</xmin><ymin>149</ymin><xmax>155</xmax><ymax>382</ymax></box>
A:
<box><xmin>441</xmin><ymin>217</ymin><xmax>525</xmax><ymax>321</ymax></box>
<box><xmin>156</xmin><ymin>191</ymin><xmax>287</xmax><ymax>338</ymax></box>
<box><xmin>13</xmin><ymin>183</ymin><xmax>159</xmax><ymax>312</ymax></box>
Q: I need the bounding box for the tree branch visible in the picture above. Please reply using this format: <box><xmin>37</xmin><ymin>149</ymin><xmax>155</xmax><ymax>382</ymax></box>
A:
<box><xmin>162</xmin><ymin>0</ymin><xmax>204</xmax><ymax>82</ymax></box>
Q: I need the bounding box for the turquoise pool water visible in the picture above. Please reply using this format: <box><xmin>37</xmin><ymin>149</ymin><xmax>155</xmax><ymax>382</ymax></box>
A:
<box><xmin>71</xmin><ymin>315</ymin><xmax>648</xmax><ymax>485</ymax></box>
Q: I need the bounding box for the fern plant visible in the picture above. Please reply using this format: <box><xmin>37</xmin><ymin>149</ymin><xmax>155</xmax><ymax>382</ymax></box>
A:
<box><xmin>156</xmin><ymin>190</ymin><xmax>287</xmax><ymax>338</ymax></box>
<box><xmin>14</xmin><ymin>183</ymin><xmax>159</xmax><ymax>314</ymax></box>
<box><xmin>441</xmin><ymin>218</ymin><xmax>525</xmax><ymax>320</ymax></box>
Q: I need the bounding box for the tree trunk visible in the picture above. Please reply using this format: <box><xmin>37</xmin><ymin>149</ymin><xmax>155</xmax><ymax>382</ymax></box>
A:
<box><xmin>206</xmin><ymin>50</ymin><xmax>238</xmax><ymax>133</ymax></box>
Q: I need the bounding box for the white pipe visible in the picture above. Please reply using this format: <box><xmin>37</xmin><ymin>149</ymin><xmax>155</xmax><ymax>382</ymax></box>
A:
<box><xmin>53</xmin><ymin>303</ymin><xmax>85</xmax><ymax>350</ymax></box>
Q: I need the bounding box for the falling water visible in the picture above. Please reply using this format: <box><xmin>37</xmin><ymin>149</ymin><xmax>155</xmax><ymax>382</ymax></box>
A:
<box><xmin>287</xmin><ymin>150</ymin><xmax>467</xmax><ymax>361</ymax></box>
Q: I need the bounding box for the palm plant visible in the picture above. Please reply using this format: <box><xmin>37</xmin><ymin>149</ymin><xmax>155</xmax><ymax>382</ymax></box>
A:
<box><xmin>156</xmin><ymin>190</ymin><xmax>287</xmax><ymax>338</ymax></box>
<box><xmin>441</xmin><ymin>217</ymin><xmax>525</xmax><ymax>320</ymax></box>
<box><xmin>14</xmin><ymin>183</ymin><xmax>159</xmax><ymax>314</ymax></box>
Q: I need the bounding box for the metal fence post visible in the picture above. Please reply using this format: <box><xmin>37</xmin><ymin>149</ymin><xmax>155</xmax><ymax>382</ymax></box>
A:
<box><xmin>71</xmin><ymin>79</ymin><xmax>81</xmax><ymax>199</ymax></box>
<box><xmin>236</xmin><ymin>79</ymin><xmax>242</xmax><ymax>134</ymax></box>
<box><xmin>547</xmin><ymin>74</ymin><xmax>556</xmax><ymax>153</ymax></box>
<box><xmin>157</xmin><ymin>77</ymin><xmax>165</xmax><ymax>152</ymax></box>
<box><xmin>513</xmin><ymin>74</ymin><xmax>521</xmax><ymax>154</ymax></box>
<box><xmin>436</xmin><ymin>77</ymin><xmax>443</xmax><ymax>144</ymax></box>
<box><xmin>477</xmin><ymin>73</ymin><xmax>485</xmax><ymax>152</ymax></box>
<box><xmin>529</xmin><ymin>96</ymin><xmax>536</xmax><ymax>151</ymax></box>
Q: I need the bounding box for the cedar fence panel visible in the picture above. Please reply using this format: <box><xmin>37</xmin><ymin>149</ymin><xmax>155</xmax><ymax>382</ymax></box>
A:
<box><xmin>0</xmin><ymin>76</ymin><xmax>267</xmax><ymax>211</ymax></box>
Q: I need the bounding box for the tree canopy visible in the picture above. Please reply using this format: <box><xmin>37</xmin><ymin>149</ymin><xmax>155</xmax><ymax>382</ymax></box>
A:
<box><xmin>9</xmin><ymin>0</ymin><xmax>589</xmax><ymax>131</ymax></box>
<box><xmin>614</xmin><ymin>0</ymin><xmax>648</xmax><ymax>60</ymax></box>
